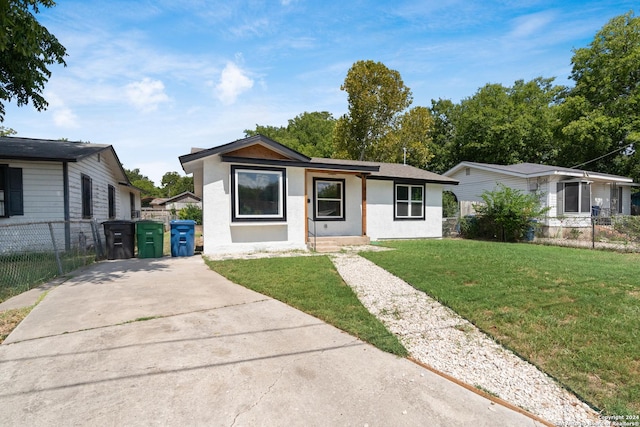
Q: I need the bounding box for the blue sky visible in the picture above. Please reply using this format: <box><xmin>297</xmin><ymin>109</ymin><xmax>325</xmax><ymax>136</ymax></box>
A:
<box><xmin>4</xmin><ymin>0</ymin><xmax>637</xmax><ymax>185</ymax></box>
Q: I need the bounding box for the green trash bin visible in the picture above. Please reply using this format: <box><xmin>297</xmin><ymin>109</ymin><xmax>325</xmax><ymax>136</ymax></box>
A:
<box><xmin>136</xmin><ymin>221</ymin><xmax>164</xmax><ymax>258</ymax></box>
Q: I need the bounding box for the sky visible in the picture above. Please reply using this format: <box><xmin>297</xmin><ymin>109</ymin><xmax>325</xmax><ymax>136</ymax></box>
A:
<box><xmin>3</xmin><ymin>0</ymin><xmax>637</xmax><ymax>185</ymax></box>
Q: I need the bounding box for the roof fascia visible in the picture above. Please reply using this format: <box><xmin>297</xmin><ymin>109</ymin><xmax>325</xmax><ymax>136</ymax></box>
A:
<box><xmin>222</xmin><ymin>155</ymin><xmax>379</xmax><ymax>172</ymax></box>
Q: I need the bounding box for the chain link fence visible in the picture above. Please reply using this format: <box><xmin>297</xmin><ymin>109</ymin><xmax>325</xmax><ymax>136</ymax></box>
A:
<box><xmin>0</xmin><ymin>220</ymin><xmax>105</xmax><ymax>302</ymax></box>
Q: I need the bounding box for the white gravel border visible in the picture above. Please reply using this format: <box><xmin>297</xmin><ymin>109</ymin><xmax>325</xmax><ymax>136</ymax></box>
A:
<box><xmin>330</xmin><ymin>253</ymin><xmax>605</xmax><ymax>427</ymax></box>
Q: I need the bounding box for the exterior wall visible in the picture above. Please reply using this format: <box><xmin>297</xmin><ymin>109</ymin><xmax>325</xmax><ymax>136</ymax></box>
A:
<box><xmin>306</xmin><ymin>172</ymin><xmax>362</xmax><ymax>237</ymax></box>
<box><xmin>202</xmin><ymin>157</ymin><xmax>307</xmax><ymax>255</ymax></box>
<box><xmin>443</xmin><ymin>167</ymin><xmax>530</xmax><ymax>203</ymax></box>
<box><xmin>165</xmin><ymin>199</ymin><xmax>201</xmax><ymax>211</ymax></box>
<box><xmin>366</xmin><ymin>180</ymin><xmax>443</xmax><ymax>240</ymax></box>
<box><xmin>68</xmin><ymin>152</ymin><xmax>134</xmax><ymax>223</ymax></box>
<box><xmin>0</xmin><ymin>160</ymin><xmax>65</xmax><ymax>225</ymax></box>
<box><xmin>119</xmin><ymin>185</ymin><xmax>141</xmax><ymax>220</ymax></box>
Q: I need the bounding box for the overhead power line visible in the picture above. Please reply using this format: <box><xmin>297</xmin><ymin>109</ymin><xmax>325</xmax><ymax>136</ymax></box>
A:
<box><xmin>570</xmin><ymin>143</ymin><xmax>634</xmax><ymax>169</ymax></box>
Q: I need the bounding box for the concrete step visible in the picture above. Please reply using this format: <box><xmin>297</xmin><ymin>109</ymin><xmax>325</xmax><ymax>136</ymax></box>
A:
<box><xmin>307</xmin><ymin>236</ymin><xmax>370</xmax><ymax>253</ymax></box>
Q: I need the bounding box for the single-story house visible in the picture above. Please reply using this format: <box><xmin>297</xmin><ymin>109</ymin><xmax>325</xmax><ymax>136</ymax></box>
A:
<box><xmin>148</xmin><ymin>192</ymin><xmax>201</xmax><ymax>212</ymax></box>
<box><xmin>443</xmin><ymin>161</ymin><xmax>637</xmax><ymax>235</ymax></box>
<box><xmin>179</xmin><ymin>135</ymin><xmax>457</xmax><ymax>254</ymax></box>
<box><xmin>0</xmin><ymin>136</ymin><xmax>141</xmax><ymax>250</ymax></box>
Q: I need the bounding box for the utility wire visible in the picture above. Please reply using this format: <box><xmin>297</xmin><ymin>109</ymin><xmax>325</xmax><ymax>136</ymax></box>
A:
<box><xmin>570</xmin><ymin>143</ymin><xmax>634</xmax><ymax>169</ymax></box>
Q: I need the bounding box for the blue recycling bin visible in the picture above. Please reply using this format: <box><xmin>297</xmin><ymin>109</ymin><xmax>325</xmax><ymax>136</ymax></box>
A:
<box><xmin>170</xmin><ymin>220</ymin><xmax>196</xmax><ymax>257</ymax></box>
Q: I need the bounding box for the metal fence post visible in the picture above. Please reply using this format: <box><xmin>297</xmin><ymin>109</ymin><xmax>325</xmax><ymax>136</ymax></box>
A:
<box><xmin>592</xmin><ymin>217</ymin><xmax>595</xmax><ymax>249</ymax></box>
<box><xmin>48</xmin><ymin>222</ymin><xmax>64</xmax><ymax>275</ymax></box>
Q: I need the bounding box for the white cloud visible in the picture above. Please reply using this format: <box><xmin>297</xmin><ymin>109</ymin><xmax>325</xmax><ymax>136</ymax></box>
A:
<box><xmin>215</xmin><ymin>62</ymin><xmax>254</xmax><ymax>105</ymax></box>
<box><xmin>124</xmin><ymin>78</ymin><xmax>170</xmax><ymax>112</ymax></box>
<box><xmin>509</xmin><ymin>11</ymin><xmax>556</xmax><ymax>39</ymax></box>
<box><xmin>53</xmin><ymin>108</ymin><xmax>80</xmax><ymax>128</ymax></box>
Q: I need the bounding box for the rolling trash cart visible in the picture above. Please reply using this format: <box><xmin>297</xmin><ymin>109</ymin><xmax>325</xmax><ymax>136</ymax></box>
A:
<box><xmin>170</xmin><ymin>220</ymin><xmax>196</xmax><ymax>257</ymax></box>
<box><xmin>102</xmin><ymin>220</ymin><xmax>135</xmax><ymax>260</ymax></box>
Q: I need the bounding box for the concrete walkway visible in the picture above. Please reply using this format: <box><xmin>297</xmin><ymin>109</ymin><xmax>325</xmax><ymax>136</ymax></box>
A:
<box><xmin>0</xmin><ymin>256</ymin><xmax>541</xmax><ymax>426</ymax></box>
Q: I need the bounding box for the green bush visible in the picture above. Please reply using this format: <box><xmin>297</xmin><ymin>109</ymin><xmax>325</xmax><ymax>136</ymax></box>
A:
<box><xmin>443</xmin><ymin>191</ymin><xmax>459</xmax><ymax>218</ymax></box>
<box><xmin>613</xmin><ymin>216</ymin><xmax>640</xmax><ymax>242</ymax></box>
<box><xmin>178</xmin><ymin>204</ymin><xmax>202</xmax><ymax>224</ymax></box>
<box><xmin>471</xmin><ymin>184</ymin><xmax>549</xmax><ymax>242</ymax></box>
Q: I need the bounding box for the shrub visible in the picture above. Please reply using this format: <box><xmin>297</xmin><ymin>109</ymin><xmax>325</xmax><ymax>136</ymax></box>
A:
<box><xmin>472</xmin><ymin>184</ymin><xmax>549</xmax><ymax>242</ymax></box>
<box><xmin>178</xmin><ymin>204</ymin><xmax>202</xmax><ymax>224</ymax></box>
<box><xmin>443</xmin><ymin>191</ymin><xmax>459</xmax><ymax>218</ymax></box>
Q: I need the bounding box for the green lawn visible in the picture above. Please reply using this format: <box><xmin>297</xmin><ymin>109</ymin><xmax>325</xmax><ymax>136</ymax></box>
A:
<box><xmin>205</xmin><ymin>255</ymin><xmax>407</xmax><ymax>357</ymax></box>
<box><xmin>360</xmin><ymin>239</ymin><xmax>640</xmax><ymax>416</ymax></box>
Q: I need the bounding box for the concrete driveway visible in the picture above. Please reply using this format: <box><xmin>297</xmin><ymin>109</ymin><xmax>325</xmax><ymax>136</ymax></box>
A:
<box><xmin>0</xmin><ymin>256</ymin><xmax>542</xmax><ymax>426</ymax></box>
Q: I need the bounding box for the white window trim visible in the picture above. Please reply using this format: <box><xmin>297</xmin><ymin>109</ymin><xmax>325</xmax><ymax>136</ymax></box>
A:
<box><xmin>562</xmin><ymin>181</ymin><xmax>591</xmax><ymax>214</ymax></box>
<box><xmin>232</xmin><ymin>166</ymin><xmax>286</xmax><ymax>222</ymax></box>
<box><xmin>395</xmin><ymin>183</ymin><xmax>425</xmax><ymax>220</ymax></box>
<box><xmin>314</xmin><ymin>178</ymin><xmax>345</xmax><ymax>221</ymax></box>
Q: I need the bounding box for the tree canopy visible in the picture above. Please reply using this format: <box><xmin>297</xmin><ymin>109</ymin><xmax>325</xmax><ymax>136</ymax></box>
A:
<box><xmin>245</xmin><ymin>111</ymin><xmax>336</xmax><ymax>158</ymax></box>
<box><xmin>0</xmin><ymin>0</ymin><xmax>67</xmax><ymax>121</ymax></box>
<box><xmin>334</xmin><ymin>60</ymin><xmax>413</xmax><ymax>162</ymax></box>
<box><xmin>556</xmin><ymin>11</ymin><xmax>640</xmax><ymax>179</ymax></box>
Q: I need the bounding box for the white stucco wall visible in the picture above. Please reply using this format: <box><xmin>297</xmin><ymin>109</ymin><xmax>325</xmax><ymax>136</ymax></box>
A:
<box><xmin>366</xmin><ymin>180</ymin><xmax>443</xmax><ymax>240</ymax></box>
<box><xmin>202</xmin><ymin>157</ymin><xmax>307</xmax><ymax>255</ymax></box>
<box><xmin>306</xmin><ymin>172</ymin><xmax>362</xmax><ymax>237</ymax></box>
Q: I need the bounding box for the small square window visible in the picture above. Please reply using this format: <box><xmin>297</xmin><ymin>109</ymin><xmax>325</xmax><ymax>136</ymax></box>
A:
<box><xmin>395</xmin><ymin>183</ymin><xmax>424</xmax><ymax>220</ymax></box>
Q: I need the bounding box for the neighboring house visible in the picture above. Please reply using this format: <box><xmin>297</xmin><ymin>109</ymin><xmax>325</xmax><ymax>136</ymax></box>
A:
<box><xmin>443</xmin><ymin>161</ymin><xmax>636</xmax><ymax>235</ymax></box>
<box><xmin>179</xmin><ymin>135</ymin><xmax>457</xmax><ymax>254</ymax></box>
<box><xmin>151</xmin><ymin>192</ymin><xmax>201</xmax><ymax>212</ymax></box>
<box><xmin>0</xmin><ymin>136</ymin><xmax>141</xmax><ymax>249</ymax></box>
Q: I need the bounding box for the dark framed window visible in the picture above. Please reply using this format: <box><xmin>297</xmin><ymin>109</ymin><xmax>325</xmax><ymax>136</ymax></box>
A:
<box><xmin>231</xmin><ymin>165</ymin><xmax>286</xmax><ymax>222</ymax></box>
<box><xmin>82</xmin><ymin>174</ymin><xmax>93</xmax><ymax>219</ymax></box>
<box><xmin>108</xmin><ymin>184</ymin><xmax>116</xmax><ymax>219</ymax></box>
<box><xmin>130</xmin><ymin>192</ymin><xmax>137</xmax><ymax>219</ymax></box>
<box><xmin>395</xmin><ymin>183</ymin><xmax>424</xmax><ymax>220</ymax></box>
<box><xmin>562</xmin><ymin>182</ymin><xmax>590</xmax><ymax>214</ymax></box>
<box><xmin>313</xmin><ymin>178</ymin><xmax>345</xmax><ymax>221</ymax></box>
<box><xmin>0</xmin><ymin>165</ymin><xmax>23</xmax><ymax>217</ymax></box>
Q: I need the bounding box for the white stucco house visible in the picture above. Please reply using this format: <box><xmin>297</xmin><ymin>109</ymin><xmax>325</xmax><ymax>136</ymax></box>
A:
<box><xmin>443</xmin><ymin>161</ymin><xmax>636</xmax><ymax>235</ymax></box>
<box><xmin>179</xmin><ymin>135</ymin><xmax>458</xmax><ymax>254</ymax></box>
<box><xmin>0</xmin><ymin>137</ymin><xmax>141</xmax><ymax>251</ymax></box>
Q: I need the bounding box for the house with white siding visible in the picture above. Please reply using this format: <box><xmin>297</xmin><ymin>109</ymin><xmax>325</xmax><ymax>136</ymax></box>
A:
<box><xmin>443</xmin><ymin>161</ymin><xmax>636</xmax><ymax>236</ymax></box>
<box><xmin>179</xmin><ymin>135</ymin><xmax>457</xmax><ymax>255</ymax></box>
<box><xmin>0</xmin><ymin>137</ymin><xmax>141</xmax><ymax>250</ymax></box>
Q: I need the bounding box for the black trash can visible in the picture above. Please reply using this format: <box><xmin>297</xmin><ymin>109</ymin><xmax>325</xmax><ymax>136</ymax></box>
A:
<box><xmin>103</xmin><ymin>220</ymin><xmax>135</xmax><ymax>260</ymax></box>
<box><xmin>170</xmin><ymin>220</ymin><xmax>196</xmax><ymax>257</ymax></box>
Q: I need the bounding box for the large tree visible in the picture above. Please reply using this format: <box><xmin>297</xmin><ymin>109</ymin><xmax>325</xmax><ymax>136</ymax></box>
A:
<box><xmin>378</xmin><ymin>106</ymin><xmax>435</xmax><ymax>168</ymax></box>
<box><xmin>245</xmin><ymin>111</ymin><xmax>336</xmax><ymax>158</ymax></box>
<box><xmin>160</xmin><ymin>172</ymin><xmax>193</xmax><ymax>198</ymax></box>
<box><xmin>334</xmin><ymin>60</ymin><xmax>413</xmax><ymax>161</ymax></box>
<box><xmin>0</xmin><ymin>0</ymin><xmax>67</xmax><ymax>121</ymax></box>
<box><xmin>125</xmin><ymin>168</ymin><xmax>160</xmax><ymax>199</ymax></box>
<box><xmin>556</xmin><ymin>11</ymin><xmax>640</xmax><ymax>179</ymax></box>
<box><xmin>429</xmin><ymin>77</ymin><xmax>563</xmax><ymax>169</ymax></box>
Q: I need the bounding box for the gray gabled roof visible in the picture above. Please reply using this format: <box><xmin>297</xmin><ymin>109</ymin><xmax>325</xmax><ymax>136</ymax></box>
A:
<box><xmin>179</xmin><ymin>134</ymin><xmax>311</xmax><ymax>165</ymax></box>
<box><xmin>310</xmin><ymin>158</ymin><xmax>458</xmax><ymax>184</ymax></box>
<box><xmin>0</xmin><ymin>136</ymin><xmax>111</xmax><ymax>161</ymax></box>
<box><xmin>0</xmin><ymin>136</ymin><xmax>135</xmax><ymax>187</ymax></box>
<box><xmin>180</xmin><ymin>135</ymin><xmax>456</xmax><ymax>184</ymax></box>
<box><xmin>445</xmin><ymin>161</ymin><xmax>633</xmax><ymax>183</ymax></box>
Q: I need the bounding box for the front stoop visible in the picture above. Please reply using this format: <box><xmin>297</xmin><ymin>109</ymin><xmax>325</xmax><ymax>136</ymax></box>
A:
<box><xmin>307</xmin><ymin>236</ymin><xmax>371</xmax><ymax>253</ymax></box>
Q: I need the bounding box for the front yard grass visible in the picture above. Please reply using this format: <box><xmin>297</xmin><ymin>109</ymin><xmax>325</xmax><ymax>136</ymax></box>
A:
<box><xmin>205</xmin><ymin>255</ymin><xmax>407</xmax><ymax>357</ymax></box>
<box><xmin>360</xmin><ymin>239</ymin><xmax>640</xmax><ymax>416</ymax></box>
